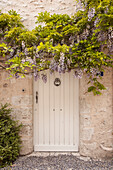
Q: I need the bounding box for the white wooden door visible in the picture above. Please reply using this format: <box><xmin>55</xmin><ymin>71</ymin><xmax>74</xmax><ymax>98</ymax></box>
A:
<box><xmin>34</xmin><ymin>70</ymin><xmax>79</xmax><ymax>151</ymax></box>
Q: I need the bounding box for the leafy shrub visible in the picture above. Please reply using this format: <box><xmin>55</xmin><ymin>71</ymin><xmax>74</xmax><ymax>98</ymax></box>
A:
<box><xmin>0</xmin><ymin>103</ymin><xmax>22</xmax><ymax>168</ymax></box>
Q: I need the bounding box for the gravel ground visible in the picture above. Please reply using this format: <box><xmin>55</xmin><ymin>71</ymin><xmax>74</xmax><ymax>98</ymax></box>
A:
<box><xmin>1</xmin><ymin>155</ymin><xmax>113</xmax><ymax>170</ymax></box>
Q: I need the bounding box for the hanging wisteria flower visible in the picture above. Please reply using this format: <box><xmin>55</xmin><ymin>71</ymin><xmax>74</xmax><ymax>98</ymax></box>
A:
<box><xmin>21</xmin><ymin>59</ymin><xmax>26</xmax><ymax>64</ymax></box>
<box><xmin>88</xmin><ymin>8</ymin><xmax>95</xmax><ymax>21</ymax></box>
<box><xmin>41</xmin><ymin>74</ymin><xmax>47</xmax><ymax>83</ymax></box>
<box><xmin>90</xmin><ymin>68</ymin><xmax>98</xmax><ymax>78</ymax></box>
<box><xmin>34</xmin><ymin>70</ymin><xmax>40</xmax><ymax>81</ymax></box>
<box><xmin>26</xmin><ymin>57</ymin><xmax>32</xmax><ymax>63</ymax></box>
<box><xmin>24</xmin><ymin>48</ymin><xmax>28</xmax><ymax>56</ymax></box>
<box><xmin>49</xmin><ymin>59</ymin><xmax>58</xmax><ymax>72</ymax></box>
<box><xmin>94</xmin><ymin>17</ymin><xmax>99</xmax><ymax>27</ymax></box>
<box><xmin>15</xmin><ymin>72</ymin><xmax>19</xmax><ymax>79</ymax></box>
<box><xmin>74</xmin><ymin>69</ymin><xmax>83</xmax><ymax>79</ymax></box>
<box><xmin>87</xmin><ymin>68</ymin><xmax>101</xmax><ymax>79</ymax></box>
<box><xmin>58</xmin><ymin>52</ymin><xmax>66</xmax><ymax>73</ymax></box>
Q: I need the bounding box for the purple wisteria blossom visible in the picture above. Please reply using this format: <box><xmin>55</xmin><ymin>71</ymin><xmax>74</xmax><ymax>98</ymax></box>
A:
<box><xmin>49</xmin><ymin>59</ymin><xmax>58</xmax><ymax>73</ymax></box>
<box><xmin>88</xmin><ymin>8</ymin><xmax>95</xmax><ymax>21</ymax></box>
<box><xmin>34</xmin><ymin>70</ymin><xmax>40</xmax><ymax>81</ymax></box>
<box><xmin>21</xmin><ymin>59</ymin><xmax>26</xmax><ymax>64</ymax></box>
<box><xmin>73</xmin><ymin>69</ymin><xmax>83</xmax><ymax>79</ymax></box>
<box><xmin>94</xmin><ymin>17</ymin><xmax>99</xmax><ymax>26</ymax></box>
<box><xmin>25</xmin><ymin>57</ymin><xmax>34</xmax><ymax>64</ymax></box>
<box><xmin>58</xmin><ymin>53</ymin><xmax>65</xmax><ymax>73</ymax></box>
<box><xmin>41</xmin><ymin>74</ymin><xmax>47</xmax><ymax>83</ymax></box>
<box><xmin>86</xmin><ymin>68</ymin><xmax>100</xmax><ymax>79</ymax></box>
<box><xmin>24</xmin><ymin>48</ymin><xmax>28</xmax><ymax>56</ymax></box>
<box><xmin>15</xmin><ymin>73</ymin><xmax>19</xmax><ymax>79</ymax></box>
<box><xmin>49</xmin><ymin>53</ymin><xmax>71</xmax><ymax>74</ymax></box>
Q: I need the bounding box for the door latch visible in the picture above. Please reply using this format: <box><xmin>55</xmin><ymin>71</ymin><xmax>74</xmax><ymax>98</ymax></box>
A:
<box><xmin>36</xmin><ymin>91</ymin><xmax>38</xmax><ymax>104</ymax></box>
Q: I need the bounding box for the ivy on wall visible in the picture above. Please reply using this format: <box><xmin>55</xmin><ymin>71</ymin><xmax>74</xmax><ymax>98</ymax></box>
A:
<box><xmin>0</xmin><ymin>0</ymin><xmax>113</xmax><ymax>95</ymax></box>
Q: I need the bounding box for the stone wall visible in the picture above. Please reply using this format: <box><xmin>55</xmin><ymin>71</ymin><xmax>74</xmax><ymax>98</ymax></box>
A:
<box><xmin>0</xmin><ymin>71</ymin><xmax>33</xmax><ymax>155</ymax></box>
<box><xmin>0</xmin><ymin>0</ymin><xmax>113</xmax><ymax>158</ymax></box>
<box><xmin>79</xmin><ymin>69</ymin><xmax>113</xmax><ymax>158</ymax></box>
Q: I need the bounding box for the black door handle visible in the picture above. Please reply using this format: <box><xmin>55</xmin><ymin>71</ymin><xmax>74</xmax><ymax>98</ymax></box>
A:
<box><xmin>36</xmin><ymin>91</ymin><xmax>38</xmax><ymax>103</ymax></box>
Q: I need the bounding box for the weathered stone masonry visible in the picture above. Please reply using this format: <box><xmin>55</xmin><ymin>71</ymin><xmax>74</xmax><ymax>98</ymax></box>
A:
<box><xmin>0</xmin><ymin>71</ymin><xmax>33</xmax><ymax>155</ymax></box>
<box><xmin>0</xmin><ymin>0</ymin><xmax>113</xmax><ymax>158</ymax></box>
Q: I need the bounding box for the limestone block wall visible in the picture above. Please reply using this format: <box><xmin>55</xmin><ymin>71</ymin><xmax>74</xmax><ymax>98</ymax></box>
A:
<box><xmin>0</xmin><ymin>71</ymin><xmax>33</xmax><ymax>155</ymax></box>
<box><xmin>0</xmin><ymin>0</ymin><xmax>113</xmax><ymax>158</ymax></box>
<box><xmin>79</xmin><ymin>69</ymin><xmax>113</xmax><ymax>158</ymax></box>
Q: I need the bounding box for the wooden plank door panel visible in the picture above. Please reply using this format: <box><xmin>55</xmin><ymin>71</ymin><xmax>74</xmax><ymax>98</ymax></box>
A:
<box><xmin>34</xmin><ymin>70</ymin><xmax>79</xmax><ymax>151</ymax></box>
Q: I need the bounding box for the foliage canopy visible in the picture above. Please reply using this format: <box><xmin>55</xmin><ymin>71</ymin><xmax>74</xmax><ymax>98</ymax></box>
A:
<box><xmin>0</xmin><ymin>0</ymin><xmax>113</xmax><ymax>95</ymax></box>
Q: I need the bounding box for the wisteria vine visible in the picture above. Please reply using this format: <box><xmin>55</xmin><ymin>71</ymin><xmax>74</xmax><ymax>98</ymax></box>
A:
<box><xmin>0</xmin><ymin>0</ymin><xmax>113</xmax><ymax>95</ymax></box>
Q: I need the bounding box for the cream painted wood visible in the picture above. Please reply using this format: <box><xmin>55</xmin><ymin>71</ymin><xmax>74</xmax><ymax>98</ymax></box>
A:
<box><xmin>34</xmin><ymin>70</ymin><xmax>79</xmax><ymax>151</ymax></box>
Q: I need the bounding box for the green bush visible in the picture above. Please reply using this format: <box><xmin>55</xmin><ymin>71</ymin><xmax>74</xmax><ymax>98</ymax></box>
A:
<box><xmin>0</xmin><ymin>103</ymin><xmax>22</xmax><ymax>168</ymax></box>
